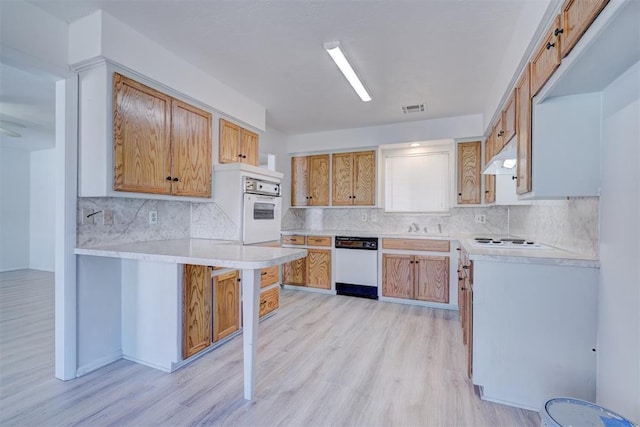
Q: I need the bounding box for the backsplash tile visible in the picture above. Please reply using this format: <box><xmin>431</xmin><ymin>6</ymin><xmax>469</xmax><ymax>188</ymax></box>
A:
<box><xmin>508</xmin><ymin>197</ymin><xmax>599</xmax><ymax>257</ymax></box>
<box><xmin>190</xmin><ymin>202</ymin><xmax>240</xmax><ymax>240</ymax></box>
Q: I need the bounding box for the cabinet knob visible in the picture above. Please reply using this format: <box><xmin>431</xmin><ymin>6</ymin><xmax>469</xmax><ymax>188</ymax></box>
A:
<box><xmin>485</xmin><ymin>190</ymin><xmax>490</xmax><ymax>194</ymax></box>
<box><xmin>456</xmin><ymin>248</ymin><xmax>461</xmax><ymax>251</ymax></box>
<box><xmin>554</xmin><ymin>28</ymin><xmax>564</xmax><ymax>37</ymax></box>
<box><xmin>462</xmin><ymin>266</ymin><xmax>468</xmax><ymax>269</ymax></box>
<box><xmin>498</xmin><ymin>130</ymin><xmax>504</xmax><ymax>137</ymax></box>
<box><xmin>166</xmin><ymin>176</ymin><xmax>172</xmax><ymax>181</ymax></box>
<box><xmin>242</xmin><ymin>155</ymin><xmax>247</xmax><ymax>159</ymax></box>
<box><xmin>173</xmin><ymin>177</ymin><xmax>179</xmax><ymax>182</ymax></box>
<box><xmin>458</xmin><ymin>193</ymin><xmax>462</xmax><ymax>196</ymax></box>
<box><xmin>461</xmin><ymin>287</ymin><xmax>466</xmax><ymax>291</ymax></box>
<box><xmin>512</xmin><ymin>175</ymin><xmax>518</xmax><ymax>180</ymax></box>
<box><xmin>238</xmin><ymin>154</ymin><xmax>243</xmax><ymax>157</ymax></box>
<box><xmin>546</xmin><ymin>42</ymin><xmax>555</xmax><ymax>50</ymax></box>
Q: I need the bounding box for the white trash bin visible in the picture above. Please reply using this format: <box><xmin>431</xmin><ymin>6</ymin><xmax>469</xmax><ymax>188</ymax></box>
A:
<box><xmin>540</xmin><ymin>398</ymin><xmax>637</xmax><ymax>427</ymax></box>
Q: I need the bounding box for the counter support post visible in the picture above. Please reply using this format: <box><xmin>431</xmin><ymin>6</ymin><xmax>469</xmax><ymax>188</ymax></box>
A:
<box><xmin>241</xmin><ymin>268</ymin><xmax>261</xmax><ymax>400</ymax></box>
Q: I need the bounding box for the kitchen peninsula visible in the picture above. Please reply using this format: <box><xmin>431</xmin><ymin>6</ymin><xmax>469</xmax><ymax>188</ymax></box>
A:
<box><xmin>75</xmin><ymin>238</ymin><xmax>307</xmax><ymax>400</ymax></box>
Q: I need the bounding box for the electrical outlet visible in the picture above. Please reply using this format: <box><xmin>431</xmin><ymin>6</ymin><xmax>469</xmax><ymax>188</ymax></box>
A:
<box><xmin>475</xmin><ymin>214</ymin><xmax>487</xmax><ymax>224</ymax></box>
<box><xmin>361</xmin><ymin>213</ymin><xmax>367</xmax><ymax>222</ymax></box>
<box><xmin>81</xmin><ymin>208</ymin><xmax>95</xmax><ymax>225</ymax></box>
<box><xmin>103</xmin><ymin>209</ymin><xmax>114</xmax><ymax>225</ymax></box>
<box><xmin>149</xmin><ymin>210</ymin><xmax>158</xmax><ymax>224</ymax></box>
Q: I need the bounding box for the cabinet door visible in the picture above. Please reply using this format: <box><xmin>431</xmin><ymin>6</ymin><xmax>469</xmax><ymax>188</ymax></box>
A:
<box><xmin>306</xmin><ymin>249</ymin><xmax>331</xmax><ymax>290</ymax></box>
<box><xmin>465</xmin><ymin>283</ymin><xmax>473</xmax><ymax>379</ymax></box>
<box><xmin>457</xmin><ymin>141</ymin><xmax>481</xmax><ymax>204</ymax></box>
<box><xmin>308</xmin><ymin>154</ymin><xmax>330</xmax><ymax>206</ymax></box>
<box><xmin>353</xmin><ymin>150</ymin><xmax>376</xmax><ymax>206</ymax></box>
<box><xmin>182</xmin><ymin>264</ymin><xmax>211</xmax><ymax>358</ymax></box>
<box><xmin>493</xmin><ymin>119</ymin><xmax>504</xmax><ymax>154</ymax></box>
<box><xmin>414</xmin><ymin>256</ymin><xmax>450</xmax><ymax>303</ymax></box>
<box><xmin>291</xmin><ymin>156</ymin><xmax>309</xmax><ymax>207</ymax></box>
<box><xmin>241</xmin><ymin>129</ymin><xmax>259</xmax><ymax>167</ymax></box>
<box><xmin>531</xmin><ymin>15</ymin><xmax>562</xmax><ymax>96</ymax></box>
<box><xmin>219</xmin><ymin>119</ymin><xmax>241</xmax><ymax>164</ymax></box>
<box><xmin>113</xmin><ymin>73</ymin><xmax>172</xmax><ymax>194</ymax></box>
<box><xmin>260</xmin><ymin>266</ymin><xmax>279</xmax><ymax>288</ymax></box>
<box><xmin>561</xmin><ymin>0</ymin><xmax>609</xmax><ymax>58</ymax></box>
<box><xmin>283</xmin><ymin>257</ymin><xmax>306</xmax><ymax>286</ymax></box>
<box><xmin>332</xmin><ymin>152</ymin><xmax>353</xmax><ymax>206</ymax></box>
<box><xmin>170</xmin><ymin>99</ymin><xmax>212</xmax><ymax>198</ymax></box>
<box><xmin>484</xmin><ymin>136</ymin><xmax>496</xmax><ymax>204</ymax></box>
<box><xmin>502</xmin><ymin>91</ymin><xmax>517</xmax><ymax>145</ymax></box>
<box><xmin>259</xmin><ymin>287</ymin><xmax>279</xmax><ymax>318</ymax></box>
<box><xmin>382</xmin><ymin>254</ymin><xmax>413</xmax><ymax>299</ymax></box>
<box><xmin>515</xmin><ymin>64</ymin><xmax>532</xmax><ymax>195</ymax></box>
<box><xmin>213</xmin><ymin>270</ymin><xmax>240</xmax><ymax>342</ymax></box>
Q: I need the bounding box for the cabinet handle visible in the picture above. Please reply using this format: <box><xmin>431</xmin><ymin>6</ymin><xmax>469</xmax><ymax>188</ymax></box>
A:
<box><xmin>485</xmin><ymin>190</ymin><xmax>490</xmax><ymax>194</ymax></box>
<box><xmin>166</xmin><ymin>176</ymin><xmax>172</xmax><ymax>181</ymax></box>
<box><xmin>261</xmin><ymin>272</ymin><xmax>267</xmax><ymax>276</ymax></box>
<box><xmin>512</xmin><ymin>176</ymin><xmax>518</xmax><ymax>180</ymax></box>
<box><xmin>238</xmin><ymin>154</ymin><xmax>243</xmax><ymax>157</ymax></box>
<box><xmin>546</xmin><ymin>42</ymin><xmax>555</xmax><ymax>50</ymax></box>
<box><xmin>462</xmin><ymin>266</ymin><xmax>469</xmax><ymax>269</ymax></box>
<box><xmin>498</xmin><ymin>130</ymin><xmax>504</xmax><ymax>137</ymax></box>
<box><xmin>554</xmin><ymin>28</ymin><xmax>564</xmax><ymax>37</ymax></box>
<box><xmin>461</xmin><ymin>287</ymin><xmax>466</xmax><ymax>291</ymax></box>
<box><xmin>173</xmin><ymin>177</ymin><xmax>179</xmax><ymax>182</ymax></box>
<box><xmin>456</xmin><ymin>248</ymin><xmax>461</xmax><ymax>251</ymax></box>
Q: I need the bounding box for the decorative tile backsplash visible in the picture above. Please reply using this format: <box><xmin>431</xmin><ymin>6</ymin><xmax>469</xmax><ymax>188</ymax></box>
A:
<box><xmin>190</xmin><ymin>202</ymin><xmax>240</xmax><ymax>240</ymax></box>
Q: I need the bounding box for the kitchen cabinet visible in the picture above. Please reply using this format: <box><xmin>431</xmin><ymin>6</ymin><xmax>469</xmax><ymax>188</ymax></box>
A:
<box><xmin>382</xmin><ymin>238</ymin><xmax>450</xmax><ymax>252</ymax></box>
<box><xmin>282</xmin><ymin>236</ymin><xmax>332</xmax><ymax>290</ymax></box>
<box><xmin>306</xmin><ymin>249</ymin><xmax>332</xmax><ymax>290</ymax></box>
<box><xmin>501</xmin><ymin>91</ymin><xmax>517</xmax><ymax>147</ymax></box>
<box><xmin>515</xmin><ymin>64</ymin><xmax>532</xmax><ymax>195</ymax></box>
<box><xmin>113</xmin><ymin>72</ymin><xmax>212</xmax><ymax>198</ymax></box>
<box><xmin>457</xmin><ymin>141</ymin><xmax>481</xmax><ymax>205</ymax></box>
<box><xmin>530</xmin><ymin>16</ymin><xmax>562</xmax><ymax>96</ymax></box>
<box><xmin>213</xmin><ymin>269</ymin><xmax>240</xmax><ymax>342</ymax></box>
<box><xmin>305</xmin><ymin>235</ymin><xmax>332</xmax><ymax>247</ymax></box>
<box><xmin>332</xmin><ymin>150</ymin><xmax>376</xmax><ymax>206</ymax></box>
<box><xmin>282</xmin><ymin>235</ymin><xmax>305</xmax><ymax>245</ymax></box>
<box><xmin>559</xmin><ymin>0</ymin><xmax>610</xmax><ymax>58</ymax></box>
<box><xmin>457</xmin><ymin>247</ymin><xmax>473</xmax><ymax>379</ymax></box>
<box><xmin>282</xmin><ymin>257</ymin><xmax>306</xmax><ymax>286</ymax></box>
<box><xmin>259</xmin><ymin>287</ymin><xmax>279</xmax><ymax>318</ymax></box>
<box><xmin>484</xmin><ymin>136</ymin><xmax>495</xmax><ymax>204</ymax></box>
<box><xmin>382</xmin><ymin>254</ymin><xmax>449</xmax><ymax>303</ymax></box>
<box><xmin>219</xmin><ymin>118</ymin><xmax>259</xmax><ymax>167</ymax></box>
<box><xmin>260</xmin><ymin>265</ymin><xmax>279</xmax><ymax>288</ymax></box>
<box><xmin>182</xmin><ymin>264</ymin><xmax>211</xmax><ymax>358</ymax></box>
<box><xmin>291</xmin><ymin>154</ymin><xmax>330</xmax><ymax>206</ymax></box>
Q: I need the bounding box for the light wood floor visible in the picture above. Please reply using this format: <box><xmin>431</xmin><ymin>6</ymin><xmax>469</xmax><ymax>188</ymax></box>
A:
<box><xmin>1</xmin><ymin>269</ymin><xmax>539</xmax><ymax>426</ymax></box>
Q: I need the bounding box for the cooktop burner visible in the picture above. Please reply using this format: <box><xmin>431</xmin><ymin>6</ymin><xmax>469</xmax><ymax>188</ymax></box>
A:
<box><xmin>471</xmin><ymin>237</ymin><xmax>550</xmax><ymax>249</ymax></box>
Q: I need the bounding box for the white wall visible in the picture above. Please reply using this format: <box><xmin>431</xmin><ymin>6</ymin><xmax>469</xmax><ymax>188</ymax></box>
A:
<box><xmin>286</xmin><ymin>114</ymin><xmax>483</xmax><ymax>153</ymax></box>
<box><xmin>0</xmin><ymin>146</ymin><xmax>30</xmax><ymax>271</ymax></box>
<box><xmin>260</xmin><ymin>126</ymin><xmax>291</xmax><ymax>210</ymax></box>
<box><xmin>30</xmin><ymin>149</ymin><xmax>56</xmax><ymax>271</ymax></box>
<box><xmin>597</xmin><ymin>60</ymin><xmax>640</xmax><ymax>423</ymax></box>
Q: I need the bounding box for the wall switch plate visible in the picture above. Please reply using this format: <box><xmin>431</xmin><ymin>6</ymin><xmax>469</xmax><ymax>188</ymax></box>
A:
<box><xmin>475</xmin><ymin>214</ymin><xmax>487</xmax><ymax>224</ymax></box>
<box><xmin>81</xmin><ymin>208</ymin><xmax>95</xmax><ymax>225</ymax></box>
<box><xmin>370</xmin><ymin>212</ymin><xmax>377</xmax><ymax>222</ymax></box>
<box><xmin>103</xmin><ymin>209</ymin><xmax>114</xmax><ymax>225</ymax></box>
<box><xmin>149</xmin><ymin>210</ymin><xmax>158</xmax><ymax>224</ymax></box>
<box><xmin>361</xmin><ymin>213</ymin><xmax>367</xmax><ymax>221</ymax></box>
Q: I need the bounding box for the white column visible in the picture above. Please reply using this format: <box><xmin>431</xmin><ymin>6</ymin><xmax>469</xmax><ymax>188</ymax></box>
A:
<box><xmin>241</xmin><ymin>268</ymin><xmax>262</xmax><ymax>400</ymax></box>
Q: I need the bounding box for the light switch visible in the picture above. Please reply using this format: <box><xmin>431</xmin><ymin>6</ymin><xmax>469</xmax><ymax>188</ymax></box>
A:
<box><xmin>103</xmin><ymin>209</ymin><xmax>114</xmax><ymax>225</ymax></box>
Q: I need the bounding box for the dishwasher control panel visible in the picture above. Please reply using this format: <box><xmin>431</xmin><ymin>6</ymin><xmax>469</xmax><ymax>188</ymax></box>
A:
<box><xmin>334</xmin><ymin>236</ymin><xmax>378</xmax><ymax>250</ymax></box>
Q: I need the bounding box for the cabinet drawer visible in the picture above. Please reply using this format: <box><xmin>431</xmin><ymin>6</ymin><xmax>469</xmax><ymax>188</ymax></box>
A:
<box><xmin>259</xmin><ymin>287</ymin><xmax>279</xmax><ymax>317</ymax></box>
<box><xmin>382</xmin><ymin>238</ymin><xmax>450</xmax><ymax>252</ymax></box>
<box><xmin>282</xmin><ymin>235</ymin><xmax>305</xmax><ymax>245</ymax></box>
<box><xmin>260</xmin><ymin>266</ymin><xmax>279</xmax><ymax>288</ymax></box>
<box><xmin>306</xmin><ymin>236</ymin><xmax>332</xmax><ymax>246</ymax></box>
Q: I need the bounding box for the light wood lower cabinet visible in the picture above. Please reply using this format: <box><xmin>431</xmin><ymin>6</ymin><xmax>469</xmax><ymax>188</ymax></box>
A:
<box><xmin>282</xmin><ymin>257</ymin><xmax>306</xmax><ymax>286</ymax></box>
<box><xmin>282</xmin><ymin>249</ymin><xmax>331</xmax><ymax>290</ymax></box>
<box><xmin>458</xmin><ymin>248</ymin><xmax>473</xmax><ymax>379</ymax></box>
<box><xmin>260</xmin><ymin>265</ymin><xmax>279</xmax><ymax>288</ymax></box>
<box><xmin>182</xmin><ymin>265</ymin><xmax>212</xmax><ymax>359</ymax></box>
<box><xmin>213</xmin><ymin>270</ymin><xmax>240</xmax><ymax>342</ymax></box>
<box><xmin>382</xmin><ymin>254</ymin><xmax>450</xmax><ymax>303</ymax></box>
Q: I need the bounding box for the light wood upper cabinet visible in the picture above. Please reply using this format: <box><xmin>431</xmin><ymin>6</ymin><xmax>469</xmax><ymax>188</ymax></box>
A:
<box><xmin>113</xmin><ymin>72</ymin><xmax>212</xmax><ymax>197</ymax></box>
<box><xmin>307</xmin><ymin>249</ymin><xmax>331</xmax><ymax>290</ymax></box>
<box><xmin>213</xmin><ymin>270</ymin><xmax>240</xmax><ymax>342</ymax></box>
<box><xmin>113</xmin><ymin>73</ymin><xmax>172</xmax><ymax>195</ymax></box>
<box><xmin>382</xmin><ymin>254</ymin><xmax>414</xmax><ymax>299</ymax></box>
<box><xmin>415</xmin><ymin>256</ymin><xmax>449</xmax><ymax>304</ymax></box>
<box><xmin>560</xmin><ymin>0</ymin><xmax>610</xmax><ymax>58</ymax></box>
<box><xmin>501</xmin><ymin>91</ymin><xmax>517</xmax><ymax>146</ymax></box>
<box><xmin>291</xmin><ymin>154</ymin><xmax>330</xmax><ymax>206</ymax></box>
<box><xmin>332</xmin><ymin>150</ymin><xmax>375</xmax><ymax>206</ymax></box>
<box><xmin>484</xmin><ymin>135</ymin><xmax>496</xmax><ymax>204</ymax></box>
<box><xmin>182</xmin><ymin>264</ymin><xmax>211</xmax><ymax>358</ymax></box>
<box><xmin>531</xmin><ymin>15</ymin><xmax>562</xmax><ymax>96</ymax></box>
<box><xmin>515</xmin><ymin>64</ymin><xmax>532</xmax><ymax>195</ymax></box>
<box><xmin>219</xmin><ymin>118</ymin><xmax>259</xmax><ymax>167</ymax></box>
<box><xmin>457</xmin><ymin>141</ymin><xmax>481</xmax><ymax>204</ymax></box>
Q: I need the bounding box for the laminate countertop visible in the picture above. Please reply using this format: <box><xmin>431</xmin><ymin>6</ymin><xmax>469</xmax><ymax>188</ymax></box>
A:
<box><xmin>75</xmin><ymin>238</ymin><xmax>307</xmax><ymax>269</ymax></box>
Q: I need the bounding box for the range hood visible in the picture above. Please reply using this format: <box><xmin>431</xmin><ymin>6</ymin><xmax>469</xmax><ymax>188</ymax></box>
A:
<box><xmin>482</xmin><ymin>139</ymin><xmax>517</xmax><ymax>175</ymax></box>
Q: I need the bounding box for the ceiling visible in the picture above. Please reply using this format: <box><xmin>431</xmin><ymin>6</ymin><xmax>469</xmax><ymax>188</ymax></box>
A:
<box><xmin>0</xmin><ymin>62</ymin><xmax>56</xmax><ymax>151</ymax></box>
<box><xmin>30</xmin><ymin>0</ymin><xmax>534</xmax><ymax>135</ymax></box>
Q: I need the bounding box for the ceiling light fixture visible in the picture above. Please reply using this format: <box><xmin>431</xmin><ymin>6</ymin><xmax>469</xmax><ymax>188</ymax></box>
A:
<box><xmin>324</xmin><ymin>41</ymin><xmax>371</xmax><ymax>102</ymax></box>
<box><xmin>410</xmin><ymin>143</ymin><xmax>421</xmax><ymax>147</ymax></box>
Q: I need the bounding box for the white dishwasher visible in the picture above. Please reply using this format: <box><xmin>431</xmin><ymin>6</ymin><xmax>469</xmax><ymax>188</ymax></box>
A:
<box><xmin>334</xmin><ymin>236</ymin><xmax>379</xmax><ymax>299</ymax></box>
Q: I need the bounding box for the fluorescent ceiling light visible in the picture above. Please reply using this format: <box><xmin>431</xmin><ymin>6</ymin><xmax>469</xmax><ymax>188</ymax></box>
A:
<box><xmin>502</xmin><ymin>158</ymin><xmax>517</xmax><ymax>169</ymax></box>
<box><xmin>410</xmin><ymin>143</ymin><xmax>421</xmax><ymax>147</ymax></box>
<box><xmin>324</xmin><ymin>41</ymin><xmax>372</xmax><ymax>102</ymax></box>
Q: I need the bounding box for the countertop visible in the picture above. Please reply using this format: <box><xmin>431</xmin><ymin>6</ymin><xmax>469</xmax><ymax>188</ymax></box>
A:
<box><xmin>282</xmin><ymin>229</ymin><xmax>599</xmax><ymax>268</ymax></box>
<box><xmin>75</xmin><ymin>238</ymin><xmax>307</xmax><ymax>269</ymax></box>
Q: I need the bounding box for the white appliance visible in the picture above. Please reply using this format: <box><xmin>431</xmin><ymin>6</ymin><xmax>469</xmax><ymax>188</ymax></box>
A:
<box><xmin>335</xmin><ymin>236</ymin><xmax>379</xmax><ymax>299</ymax></box>
<box><xmin>242</xmin><ymin>177</ymin><xmax>282</xmax><ymax>244</ymax></box>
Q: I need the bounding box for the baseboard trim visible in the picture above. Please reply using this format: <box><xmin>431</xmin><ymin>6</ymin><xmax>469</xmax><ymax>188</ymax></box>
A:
<box><xmin>76</xmin><ymin>351</ymin><xmax>122</xmax><ymax>377</ymax></box>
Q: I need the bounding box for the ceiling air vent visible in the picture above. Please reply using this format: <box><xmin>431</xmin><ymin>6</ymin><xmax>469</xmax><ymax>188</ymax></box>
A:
<box><xmin>401</xmin><ymin>103</ymin><xmax>426</xmax><ymax>114</ymax></box>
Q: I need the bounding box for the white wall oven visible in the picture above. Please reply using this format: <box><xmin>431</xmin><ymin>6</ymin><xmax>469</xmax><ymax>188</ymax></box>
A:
<box><xmin>242</xmin><ymin>177</ymin><xmax>282</xmax><ymax>244</ymax></box>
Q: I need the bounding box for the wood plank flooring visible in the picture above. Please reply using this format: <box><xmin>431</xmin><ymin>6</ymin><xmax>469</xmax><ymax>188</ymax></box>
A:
<box><xmin>0</xmin><ymin>269</ymin><xmax>539</xmax><ymax>426</ymax></box>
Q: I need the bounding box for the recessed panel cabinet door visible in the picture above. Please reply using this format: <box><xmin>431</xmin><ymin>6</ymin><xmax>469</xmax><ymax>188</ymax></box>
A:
<box><xmin>183</xmin><ymin>265</ymin><xmax>211</xmax><ymax>358</ymax></box>
<box><xmin>382</xmin><ymin>254</ymin><xmax>413</xmax><ymax>299</ymax></box>
<box><xmin>530</xmin><ymin>15</ymin><xmax>562</xmax><ymax>96</ymax></box>
<box><xmin>219</xmin><ymin>119</ymin><xmax>241</xmax><ymax>164</ymax></box>
<box><xmin>457</xmin><ymin>141</ymin><xmax>481</xmax><ymax>204</ymax></box>
<box><xmin>113</xmin><ymin>73</ymin><xmax>172</xmax><ymax>194</ymax></box>
<box><xmin>171</xmin><ymin>99</ymin><xmax>212</xmax><ymax>197</ymax></box>
<box><xmin>516</xmin><ymin>64</ymin><xmax>532</xmax><ymax>195</ymax></box>
<box><xmin>306</xmin><ymin>249</ymin><xmax>331</xmax><ymax>289</ymax></box>
<box><xmin>332</xmin><ymin>152</ymin><xmax>353</xmax><ymax>206</ymax></box>
<box><xmin>353</xmin><ymin>150</ymin><xmax>375</xmax><ymax>205</ymax></box>
<box><xmin>484</xmin><ymin>136</ymin><xmax>495</xmax><ymax>204</ymax></box>
<box><xmin>213</xmin><ymin>270</ymin><xmax>240</xmax><ymax>342</ymax></box>
<box><xmin>560</xmin><ymin>0</ymin><xmax>610</xmax><ymax>58</ymax></box>
<box><xmin>283</xmin><ymin>257</ymin><xmax>306</xmax><ymax>286</ymax></box>
<box><xmin>241</xmin><ymin>129</ymin><xmax>259</xmax><ymax>167</ymax></box>
<box><xmin>291</xmin><ymin>156</ymin><xmax>309</xmax><ymax>207</ymax></box>
<box><xmin>308</xmin><ymin>155</ymin><xmax>330</xmax><ymax>206</ymax></box>
<box><xmin>414</xmin><ymin>256</ymin><xmax>450</xmax><ymax>303</ymax></box>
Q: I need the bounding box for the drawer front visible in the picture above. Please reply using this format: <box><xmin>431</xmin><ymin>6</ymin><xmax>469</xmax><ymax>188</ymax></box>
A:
<box><xmin>306</xmin><ymin>235</ymin><xmax>332</xmax><ymax>247</ymax></box>
<box><xmin>282</xmin><ymin>235</ymin><xmax>305</xmax><ymax>245</ymax></box>
<box><xmin>260</xmin><ymin>266</ymin><xmax>279</xmax><ymax>288</ymax></box>
<box><xmin>382</xmin><ymin>238</ymin><xmax>450</xmax><ymax>252</ymax></box>
<box><xmin>259</xmin><ymin>287</ymin><xmax>279</xmax><ymax>317</ymax></box>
